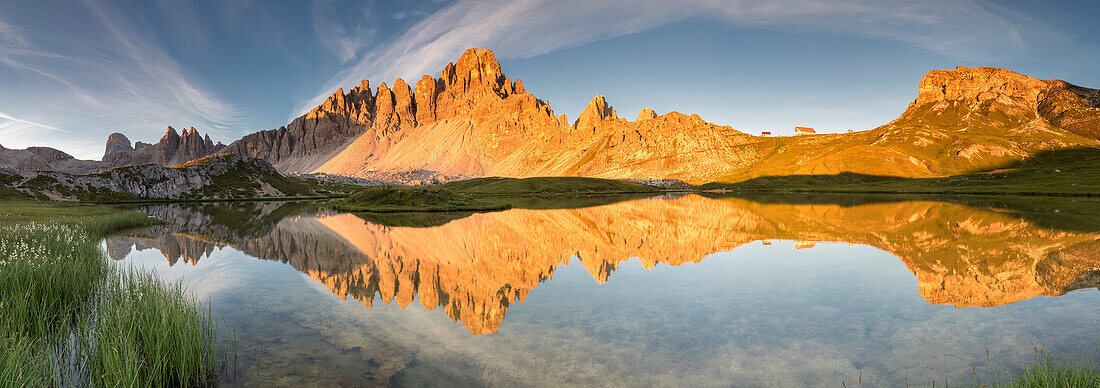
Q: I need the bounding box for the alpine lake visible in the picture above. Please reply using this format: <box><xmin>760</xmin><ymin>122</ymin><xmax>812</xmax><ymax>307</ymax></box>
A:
<box><xmin>104</xmin><ymin>193</ymin><xmax>1100</xmax><ymax>387</ymax></box>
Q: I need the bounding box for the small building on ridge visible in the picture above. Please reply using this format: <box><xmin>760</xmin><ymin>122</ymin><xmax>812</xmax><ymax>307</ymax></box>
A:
<box><xmin>795</xmin><ymin>126</ymin><xmax>816</xmax><ymax>136</ymax></box>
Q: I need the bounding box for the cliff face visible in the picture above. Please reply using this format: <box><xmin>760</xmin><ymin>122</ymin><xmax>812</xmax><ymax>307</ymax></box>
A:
<box><xmin>103</xmin><ymin>126</ymin><xmax>224</xmax><ymax>167</ymax></box>
<box><xmin>104</xmin><ymin>133</ymin><xmax>133</xmax><ymax>158</ymax></box>
<box><xmin>306</xmin><ymin>51</ymin><xmax>1100</xmax><ymax>184</ymax></box>
<box><xmin>222</xmin><ymin>80</ymin><xmax>376</xmax><ymax>172</ymax></box>
<box><xmin>217</xmin><ymin>46</ymin><xmax>544</xmax><ymax>174</ymax></box>
<box><xmin>312</xmin><ymin>48</ymin><xmax>765</xmax><ymax>183</ymax></box>
<box><xmin>108</xmin><ymin>195</ymin><xmax>1100</xmax><ymax>334</ymax></box>
<box><xmin>90</xmin><ymin>50</ymin><xmax>1100</xmax><ymax>184</ymax></box>
<box><xmin>891</xmin><ymin>66</ymin><xmax>1100</xmax><ymax>139</ymax></box>
<box><xmin>574</xmin><ymin>95</ymin><xmax>617</xmax><ymax>131</ymax></box>
<box><xmin>310</xmin><ymin>49</ymin><xmax>560</xmax><ymax>178</ymax></box>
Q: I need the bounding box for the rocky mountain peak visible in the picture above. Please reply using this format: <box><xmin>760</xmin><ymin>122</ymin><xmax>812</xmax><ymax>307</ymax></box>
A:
<box><xmin>915</xmin><ymin>66</ymin><xmax>1046</xmax><ymax>106</ymax></box>
<box><xmin>391</xmin><ymin>78</ymin><xmax>416</xmax><ymax>132</ymax></box>
<box><xmin>176</xmin><ymin>127</ymin><xmax>216</xmax><ymax>164</ymax></box>
<box><xmin>636</xmin><ymin>107</ymin><xmax>657</xmax><ymax>121</ymax></box>
<box><xmin>371</xmin><ymin>82</ymin><xmax>396</xmax><ymax>135</ymax></box>
<box><xmin>575</xmin><ymin>95</ymin><xmax>617</xmax><ymax>131</ymax></box>
<box><xmin>353</xmin><ymin>79</ymin><xmax>370</xmax><ymax>93</ymax></box>
<box><xmin>894</xmin><ymin>66</ymin><xmax>1100</xmax><ymax>138</ymax></box>
<box><xmin>310</xmin><ymin>88</ymin><xmax>349</xmax><ymax>120</ymax></box>
<box><xmin>444</xmin><ymin>48</ymin><xmax>505</xmax><ymax>95</ymax></box>
<box><xmin>415</xmin><ymin>75</ymin><xmax>439</xmax><ymax>125</ymax></box>
<box><xmin>159</xmin><ymin>126</ymin><xmax>182</xmax><ymax>162</ymax></box>
<box><xmin>102</xmin><ymin>126</ymin><xmax>223</xmax><ymax>168</ymax></box>
<box><xmin>103</xmin><ymin>133</ymin><xmax>133</xmax><ymax>161</ymax></box>
<box><xmin>161</xmin><ymin>126</ymin><xmax>181</xmax><ymax>146</ymax></box>
<box><xmin>87</xmin><ymin>50</ymin><xmax>1099</xmax><ymax>186</ymax></box>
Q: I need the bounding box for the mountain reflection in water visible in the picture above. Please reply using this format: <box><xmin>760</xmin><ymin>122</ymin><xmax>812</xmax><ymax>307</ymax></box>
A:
<box><xmin>106</xmin><ymin>195</ymin><xmax>1100</xmax><ymax>336</ymax></box>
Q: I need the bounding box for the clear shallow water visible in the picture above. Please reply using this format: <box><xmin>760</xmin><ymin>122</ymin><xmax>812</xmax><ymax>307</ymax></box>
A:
<box><xmin>105</xmin><ymin>195</ymin><xmax>1100</xmax><ymax>387</ymax></box>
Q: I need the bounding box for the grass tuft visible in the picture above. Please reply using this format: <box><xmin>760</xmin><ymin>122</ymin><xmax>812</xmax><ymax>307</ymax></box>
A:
<box><xmin>0</xmin><ymin>200</ymin><xmax>231</xmax><ymax>386</ymax></box>
<box><xmin>976</xmin><ymin>346</ymin><xmax>1100</xmax><ymax>388</ymax></box>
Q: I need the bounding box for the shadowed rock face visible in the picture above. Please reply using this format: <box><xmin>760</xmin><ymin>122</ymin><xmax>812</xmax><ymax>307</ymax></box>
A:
<box><xmin>0</xmin><ymin>144</ymin><xmax>101</xmax><ymax>174</ymax></box>
<box><xmin>12</xmin><ymin>153</ymin><xmax>309</xmax><ymax>200</ymax></box>
<box><xmin>108</xmin><ymin>196</ymin><xmax>1100</xmax><ymax>334</ymax></box>
<box><xmin>104</xmin><ymin>133</ymin><xmax>132</xmax><ymax>159</ymax></box>
<box><xmin>103</xmin><ymin>126</ymin><xmax>224</xmax><ymax>168</ymax></box>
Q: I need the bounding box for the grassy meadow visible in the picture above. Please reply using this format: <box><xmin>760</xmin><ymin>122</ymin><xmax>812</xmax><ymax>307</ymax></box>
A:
<box><xmin>0</xmin><ymin>200</ymin><xmax>230</xmax><ymax>386</ymax></box>
<box><xmin>333</xmin><ymin>185</ymin><xmax>514</xmax><ymax>213</ymax></box>
<box><xmin>334</xmin><ymin>176</ymin><xmax>660</xmax><ymax>213</ymax></box>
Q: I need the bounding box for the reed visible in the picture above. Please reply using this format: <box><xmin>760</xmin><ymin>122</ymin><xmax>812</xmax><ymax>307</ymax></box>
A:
<box><xmin>0</xmin><ymin>201</ymin><xmax>231</xmax><ymax>386</ymax></box>
<box><xmin>978</xmin><ymin>346</ymin><xmax>1100</xmax><ymax>388</ymax></box>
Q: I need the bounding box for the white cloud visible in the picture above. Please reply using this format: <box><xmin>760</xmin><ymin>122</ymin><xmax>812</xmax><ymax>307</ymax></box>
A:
<box><xmin>296</xmin><ymin>0</ymin><xmax>1036</xmax><ymax>116</ymax></box>
<box><xmin>311</xmin><ymin>0</ymin><xmax>377</xmax><ymax>63</ymax></box>
<box><xmin>0</xmin><ymin>16</ymin><xmax>23</xmax><ymax>46</ymax></box>
<box><xmin>0</xmin><ymin>111</ymin><xmax>65</xmax><ymax>134</ymax></box>
<box><xmin>0</xmin><ymin>0</ymin><xmax>238</xmax><ymax>159</ymax></box>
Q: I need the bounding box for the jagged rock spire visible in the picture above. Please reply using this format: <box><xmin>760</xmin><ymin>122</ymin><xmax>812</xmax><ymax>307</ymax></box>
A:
<box><xmin>574</xmin><ymin>95</ymin><xmax>617</xmax><ymax>131</ymax></box>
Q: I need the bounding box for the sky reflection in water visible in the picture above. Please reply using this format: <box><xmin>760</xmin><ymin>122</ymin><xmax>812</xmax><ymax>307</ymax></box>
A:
<box><xmin>107</xmin><ymin>195</ymin><xmax>1100</xmax><ymax>387</ymax></box>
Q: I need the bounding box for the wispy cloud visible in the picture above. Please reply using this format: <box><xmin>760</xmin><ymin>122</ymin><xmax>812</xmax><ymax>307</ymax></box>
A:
<box><xmin>311</xmin><ymin>0</ymin><xmax>377</xmax><ymax>63</ymax></box>
<box><xmin>0</xmin><ymin>109</ymin><xmax>65</xmax><ymax>132</ymax></box>
<box><xmin>149</xmin><ymin>0</ymin><xmax>208</xmax><ymax>54</ymax></box>
<box><xmin>297</xmin><ymin>0</ymin><xmax>1039</xmax><ymax>116</ymax></box>
<box><xmin>0</xmin><ymin>0</ymin><xmax>238</xmax><ymax>158</ymax></box>
<box><xmin>0</xmin><ymin>111</ymin><xmax>67</xmax><ymax>136</ymax></box>
<box><xmin>0</xmin><ymin>16</ymin><xmax>23</xmax><ymax>46</ymax></box>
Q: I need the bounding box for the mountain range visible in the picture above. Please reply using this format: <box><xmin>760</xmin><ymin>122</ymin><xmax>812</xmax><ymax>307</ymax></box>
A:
<box><xmin>2</xmin><ymin>48</ymin><xmax>1098</xmax><ymax>184</ymax></box>
<box><xmin>106</xmin><ymin>195</ymin><xmax>1100</xmax><ymax>335</ymax></box>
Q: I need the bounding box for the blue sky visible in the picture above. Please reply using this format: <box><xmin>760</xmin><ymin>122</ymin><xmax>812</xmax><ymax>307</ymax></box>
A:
<box><xmin>1</xmin><ymin>0</ymin><xmax>1098</xmax><ymax>159</ymax></box>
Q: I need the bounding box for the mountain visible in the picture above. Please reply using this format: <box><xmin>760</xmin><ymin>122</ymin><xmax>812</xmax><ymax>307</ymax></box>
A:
<box><xmin>3</xmin><ymin>154</ymin><xmax>322</xmax><ymax>200</ymax></box>
<box><xmin>63</xmin><ymin>48</ymin><xmax>1100</xmax><ymax>184</ymax></box>
<box><xmin>103</xmin><ymin>126</ymin><xmax>225</xmax><ymax>167</ymax></box>
<box><xmin>891</xmin><ymin>66</ymin><xmax>1100</xmax><ymax>138</ymax></box>
<box><xmin>309</xmin><ymin>48</ymin><xmax>763</xmax><ymax>183</ymax></box>
<box><xmin>249</xmin><ymin>50</ymin><xmax>1100</xmax><ymax>184</ymax></box>
<box><xmin>0</xmin><ymin>144</ymin><xmax>102</xmax><ymax>174</ymax></box>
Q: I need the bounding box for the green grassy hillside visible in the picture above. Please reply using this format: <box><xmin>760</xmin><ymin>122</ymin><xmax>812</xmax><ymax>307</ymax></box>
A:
<box><xmin>440</xmin><ymin>177</ymin><xmax>660</xmax><ymax>195</ymax></box>
<box><xmin>333</xmin><ymin>186</ymin><xmax>512</xmax><ymax>213</ymax></box>
<box><xmin>703</xmin><ymin>147</ymin><xmax>1100</xmax><ymax>196</ymax></box>
<box><xmin>335</xmin><ymin>177</ymin><xmax>661</xmax><ymax>213</ymax></box>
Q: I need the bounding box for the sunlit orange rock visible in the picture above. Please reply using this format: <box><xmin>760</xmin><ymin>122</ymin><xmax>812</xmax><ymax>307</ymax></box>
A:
<box><xmin>109</xmin><ymin>196</ymin><xmax>1100</xmax><ymax>334</ymax></box>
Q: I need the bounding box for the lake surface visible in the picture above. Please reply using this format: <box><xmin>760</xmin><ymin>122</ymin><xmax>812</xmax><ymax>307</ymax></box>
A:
<box><xmin>105</xmin><ymin>195</ymin><xmax>1100</xmax><ymax>387</ymax></box>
